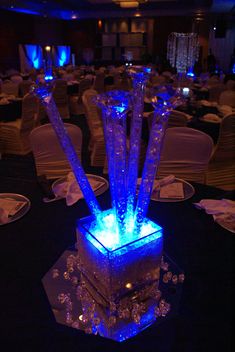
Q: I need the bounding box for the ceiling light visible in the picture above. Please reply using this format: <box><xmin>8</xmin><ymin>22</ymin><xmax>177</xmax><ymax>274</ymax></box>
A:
<box><xmin>113</xmin><ymin>0</ymin><xmax>148</xmax><ymax>9</ymax></box>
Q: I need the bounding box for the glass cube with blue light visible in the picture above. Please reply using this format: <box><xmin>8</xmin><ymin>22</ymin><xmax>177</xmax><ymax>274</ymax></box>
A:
<box><xmin>76</xmin><ymin>209</ymin><xmax>163</xmax><ymax>307</ymax></box>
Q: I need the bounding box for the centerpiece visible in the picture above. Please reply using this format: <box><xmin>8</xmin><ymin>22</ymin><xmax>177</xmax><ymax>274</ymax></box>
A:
<box><xmin>33</xmin><ymin>67</ymin><xmax>184</xmax><ymax>341</ymax></box>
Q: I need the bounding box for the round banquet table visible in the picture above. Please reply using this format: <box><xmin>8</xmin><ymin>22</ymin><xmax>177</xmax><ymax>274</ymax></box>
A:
<box><xmin>0</xmin><ymin>175</ymin><xmax>234</xmax><ymax>352</ymax></box>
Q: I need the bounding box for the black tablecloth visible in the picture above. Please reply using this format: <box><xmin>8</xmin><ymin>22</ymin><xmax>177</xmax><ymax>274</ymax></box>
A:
<box><xmin>1</xmin><ymin>176</ymin><xmax>234</xmax><ymax>351</ymax></box>
<box><xmin>0</xmin><ymin>100</ymin><xmax>22</xmax><ymax>122</ymax></box>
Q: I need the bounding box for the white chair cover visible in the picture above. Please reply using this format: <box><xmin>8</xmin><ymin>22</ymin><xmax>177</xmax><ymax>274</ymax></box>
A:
<box><xmin>29</xmin><ymin>123</ymin><xmax>82</xmax><ymax>179</ymax></box>
<box><xmin>219</xmin><ymin>90</ymin><xmax>235</xmax><ymax>108</ymax></box>
<box><xmin>0</xmin><ymin>94</ymin><xmax>39</xmax><ymax>155</ymax></box>
<box><xmin>10</xmin><ymin>75</ymin><xmax>23</xmax><ymax>84</ymax></box>
<box><xmin>206</xmin><ymin>113</ymin><xmax>235</xmax><ymax>190</ymax></box>
<box><xmin>157</xmin><ymin>127</ymin><xmax>214</xmax><ymax>183</ymax></box>
<box><xmin>1</xmin><ymin>80</ymin><xmax>19</xmax><ymax>96</ymax></box>
<box><xmin>52</xmin><ymin>79</ymin><xmax>70</xmax><ymax>119</ymax></box>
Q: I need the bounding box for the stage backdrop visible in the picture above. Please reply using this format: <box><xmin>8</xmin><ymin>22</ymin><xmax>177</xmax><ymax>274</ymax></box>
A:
<box><xmin>52</xmin><ymin>45</ymin><xmax>71</xmax><ymax>67</ymax></box>
<box><xmin>19</xmin><ymin>44</ymin><xmax>43</xmax><ymax>72</ymax></box>
<box><xmin>19</xmin><ymin>44</ymin><xmax>71</xmax><ymax>72</ymax></box>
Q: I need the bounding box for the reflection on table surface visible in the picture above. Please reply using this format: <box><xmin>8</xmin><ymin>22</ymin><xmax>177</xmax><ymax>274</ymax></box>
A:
<box><xmin>1</xmin><ymin>175</ymin><xmax>234</xmax><ymax>351</ymax></box>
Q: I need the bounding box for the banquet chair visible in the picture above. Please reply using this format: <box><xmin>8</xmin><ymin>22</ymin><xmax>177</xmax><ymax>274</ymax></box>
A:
<box><xmin>93</xmin><ymin>72</ymin><xmax>105</xmax><ymax>93</ymax></box>
<box><xmin>206</xmin><ymin>113</ymin><xmax>235</xmax><ymax>190</ymax></box>
<box><xmin>52</xmin><ymin>79</ymin><xmax>70</xmax><ymax>119</ymax></box>
<box><xmin>10</xmin><ymin>75</ymin><xmax>23</xmax><ymax>84</ymax></box>
<box><xmin>208</xmin><ymin>84</ymin><xmax>226</xmax><ymax>102</ymax></box>
<box><xmin>19</xmin><ymin>80</ymin><xmax>34</xmax><ymax>97</ymax></box>
<box><xmin>69</xmin><ymin>78</ymin><xmax>93</xmax><ymax>115</ymax></box>
<box><xmin>0</xmin><ymin>94</ymin><xmax>39</xmax><ymax>155</ymax></box>
<box><xmin>218</xmin><ymin>89</ymin><xmax>235</xmax><ymax>108</ymax></box>
<box><xmin>167</xmin><ymin>110</ymin><xmax>190</xmax><ymax>128</ymax></box>
<box><xmin>1</xmin><ymin>80</ymin><xmax>19</xmax><ymax>96</ymax></box>
<box><xmin>157</xmin><ymin>127</ymin><xmax>214</xmax><ymax>183</ymax></box>
<box><xmin>29</xmin><ymin>123</ymin><xmax>82</xmax><ymax>179</ymax></box>
<box><xmin>82</xmin><ymin>89</ymin><xmax>106</xmax><ymax>167</ymax></box>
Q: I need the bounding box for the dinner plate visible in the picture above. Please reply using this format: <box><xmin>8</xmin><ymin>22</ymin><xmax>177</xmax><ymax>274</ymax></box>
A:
<box><xmin>215</xmin><ymin>217</ymin><xmax>235</xmax><ymax>234</ymax></box>
<box><xmin>0</xmin><ymin>193</ymin><xmax>31</xmax><ymax>225</ymax></box>
<box><xmin>52</xmin><ymin>174</ymin><xmax>109</xmax><ymax>199</ymax></box>
<box><xmin>137</xmin><ymin>178</ymin><xmax>195</xmax><ymax>202</ymax></box>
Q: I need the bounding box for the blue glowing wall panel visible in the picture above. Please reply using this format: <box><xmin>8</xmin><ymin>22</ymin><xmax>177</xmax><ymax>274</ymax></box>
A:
<box><xmin>19</xmin><ymin>44</ymin><xmax>43</xmax><ymax>70</ymax></box>
<box><xmin>53</xmin><ymin>46</ymin><xmax>71</xmax><ymax>67</ymax></box>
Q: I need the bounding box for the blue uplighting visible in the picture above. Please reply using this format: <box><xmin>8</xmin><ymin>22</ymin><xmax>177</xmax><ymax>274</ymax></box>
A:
<box><xmin>8</xmin><ymin>7</ymin><xmax>40</xmax><ymax>16</ymax></box>
<box><xmin>55</xmin><ymin>46</ymin><xmax>71</xmax><ymax>67</ymax></box>
<box><xmin>232</xmin><ymin>63</ymin><xmax>235</xmax><ymax>74</ymax></box>
<box><xmin>25</xmin><ymin>45</ymin><xmax>42</xmax><ymax>69</ymax></box>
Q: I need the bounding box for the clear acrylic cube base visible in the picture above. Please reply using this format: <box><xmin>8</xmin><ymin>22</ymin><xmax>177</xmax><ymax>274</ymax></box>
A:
<box><xmin>42</xmin><ymin>213</ymin><xmax>184</xmax><ymax>342</ymax></box>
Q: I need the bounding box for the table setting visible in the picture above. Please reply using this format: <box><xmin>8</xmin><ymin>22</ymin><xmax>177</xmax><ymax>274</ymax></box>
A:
<box><xmin>1</xmin><ymin>69</ymin><xmax>234</xmax><ymax>351</ymax></box>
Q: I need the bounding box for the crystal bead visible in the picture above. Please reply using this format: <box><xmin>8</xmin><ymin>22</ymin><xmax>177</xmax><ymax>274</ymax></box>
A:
<box><xmin>161</xmin><ymin>262</ymin><xmax>169</xmax><ymax>271</ymax></box>
<box><xmin>133</xmin><ymin>313</ymin><xmax>141</xmax><ymax>324</ymax></box>
<box><xmin>172</xmin><ymin>275</ymin><xmax>178</xmax><ymax>284</ymax></box>
<box><xmin>82</xmin><ymin>315</ymin><xmax>89</xmax><ymax>324</ymax></box>
<box><xmin>63</xmin><ymin>271</ymin><xmax>70</xmax><ymax>280</ymax></box>
<box><xmin>159</xmin><ymin>299</ymin><xmax>166</xmax><ymax>308</ymax></box>
<box><xmin>52</xmin><ymin>269</ymin><xmax>59</xmax><ymax>279</ymax></box>
<box><xmin>76</xmin><ymin>286</ymin><xmax>83</xmax><ymax>299</ymax></box>
<box><xmin>139</xmin><ymin>303</ymin><xmax>146</xmax><ymax>313</ymax></box>
<box><xmin>154</xmin><ymin>306</ymin><xmax>161</xmax><ymax>317</ymax></box>
<box><xmin>163</xmin><ymin>273</ymin><xmax>169</xmax><ymax>283</ymax></box>
<box><xmin>58</xmin><ymin>293</ymin><xmax>67</xmax><ymax>304</ymax></box>
<box><xmin>166</xmin><ymin>271</ymin><xmax>172</xmax><ymax>280</ymax></box>
<box><xmin>66</xmin><ymin>312</ymin><xmax>73</xmax><ymax>324</ymax></box>
<box><xmin>110</xmin><ymin>302</ymin><xmax>117</xmax><ymax>313</ymax></box>
<box><xmin>178</xmin><ymin>273</ymin><xmax>185</xmax><ymax>283</ymax></box>
<box><xmin>154</xmin><ymin>289</ymin><xmax>162</xmax><ymax>301</ymax></box>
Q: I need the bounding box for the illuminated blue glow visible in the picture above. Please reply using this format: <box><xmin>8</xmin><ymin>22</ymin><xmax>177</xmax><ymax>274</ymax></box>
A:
<box><xmin>78</xmin><ymin>209</ymin><xmax>162</xmax><ymax>254</ymax></box>
<box><xmin>7</xmin><ymin>7</ymin><xmax>40</xmax><ymax>15</ymax></box>
<box><xmin>55</xmin><ymin>46</ymin><xmax>71</xmax><ymax>67</ymax></box>
<box><xmin>232</xmin><ymin>63</ymin><xmax>235</xmax><ymax>74</ymax></box>
<box><xmin>44</xmin><ymin>75</ymin><xmax>53</xmax><ymax>81</ymax></box>
<box><xmin>187</xmin><ymin>71</ymin><xmax>195</xmax><ymax>77</ymax></box>
<box><xmin>25</xmin><ymin>45</ymin><xmax>42</xmax><ymax>69</ymax></box>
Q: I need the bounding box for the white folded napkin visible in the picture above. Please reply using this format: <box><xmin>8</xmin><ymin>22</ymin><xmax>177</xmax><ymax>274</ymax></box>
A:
<box><xmin>194</xmin><ymin>199</ymin><xmax>235</xmax><ymax>232</ymax></box>
<box><xmin>53</xmin><ymin>172</ymin><xmax>105</xmax><ymax>206</ymax></box>
<box><xmin>0</xmin><ymin>198</ymin><xmax>27</xmax><ymax>224</ymax></box>
<box><xmin>137</xmin><ymin>175</ymin><xmax>184</xmax><ymax>198</ymax></box>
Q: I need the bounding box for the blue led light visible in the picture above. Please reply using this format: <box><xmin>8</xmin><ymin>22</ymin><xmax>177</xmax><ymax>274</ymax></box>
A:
<box><xmin>186</xmin><ymin>71</ymin><xmax>195</xmax><ymax>77</ymax></box>
<box><xmin>79</xmin><ymin>209</ymin><xmax>162</xmax><ymax>254</ymax></box>
<box><xmin>44</xmin><ymin>75</ymin><xmax>53</xmax><ymax>81</ymax></box>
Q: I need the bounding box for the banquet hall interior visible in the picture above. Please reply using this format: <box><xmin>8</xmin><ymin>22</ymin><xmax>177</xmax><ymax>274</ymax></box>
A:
<box><xmin>0</xmin><ymin>0</ymin><xmax>235</xmax><ymax>351</ymax></box>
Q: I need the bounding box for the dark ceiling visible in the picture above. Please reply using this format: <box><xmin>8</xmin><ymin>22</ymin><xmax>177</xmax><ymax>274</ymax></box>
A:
<box><xmin>0</xmin><ymin>0</ymin><xmax>234</xmax><ymax>19</ymax></box>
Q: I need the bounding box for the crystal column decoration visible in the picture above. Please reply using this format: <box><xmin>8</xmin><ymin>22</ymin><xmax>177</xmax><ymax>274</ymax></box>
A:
<box><xmin>126</xmin><ymin>66</ymin><xmax>151</xmax><ymax>219</ymax></box>
<box><xmin>31</xmin><ymin>83</ymin><xmax>101</xmax><ymax>218</ymax></box>
<box><xmin>94</xmin><ymin>91</ymin><xmax>130</xmax><ymax>236</ymax></box>
<box><xmin>167</xmin><ymin>32</ymin><xmax>199</xmax><ymax>74</ymax></box>
<box><xmin>134</xmin><ymin>86</ymin><xmax>184</xmax><ymax>233</ymax></box>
